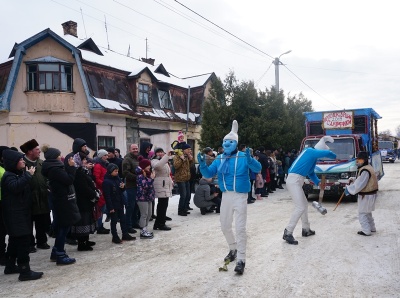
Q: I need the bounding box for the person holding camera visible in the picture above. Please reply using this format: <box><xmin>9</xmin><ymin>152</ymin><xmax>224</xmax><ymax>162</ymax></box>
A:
<box><xmin>151</xmin><ymin>148</ymin><xmax>174</xmax><ymax>231</ymax></box>
<box><xmin>193</xmin><ymin>177</ymin><xmax>221</xmax><ymax>215</ymax></box>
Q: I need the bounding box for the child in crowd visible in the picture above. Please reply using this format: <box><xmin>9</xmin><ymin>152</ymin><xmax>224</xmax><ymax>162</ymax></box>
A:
<box><xmin>136</xmin><ymin>157</ymin><xmax>156</xmax><ymax>239</ymax></box>
<box><xmin>102</xmin><ymin>163</ymin><xmax>136</xmax><ymax>244</ymax></box>
<box><xmin>193</xmin><ymin>177</ymin><xmax>221</xmax><ymax>215</ymax></box>
<box><xmin>276</xmin><ymin>160</ymin><xmax>285</xmax><ymax>189</ymax></box>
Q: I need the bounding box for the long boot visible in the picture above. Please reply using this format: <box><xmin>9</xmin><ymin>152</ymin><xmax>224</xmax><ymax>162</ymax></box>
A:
<box><xmin>4</xmin><ymin>256</ymin><xmax>19</xmax><ymax>274</ymax></box>
<box><xmin>18</xmin><ymin>263</ymin><xmax>43</xmax><ymax>281</ymax></box>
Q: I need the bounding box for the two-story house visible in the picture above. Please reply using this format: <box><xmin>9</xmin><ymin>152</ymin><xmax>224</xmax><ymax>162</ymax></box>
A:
<box><xmin>0</xmin><ymin>21</ymin><xmax>215</xmax><ymax>156</ymax></box>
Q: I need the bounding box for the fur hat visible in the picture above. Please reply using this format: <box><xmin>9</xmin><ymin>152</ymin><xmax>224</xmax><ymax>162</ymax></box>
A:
<box><xmin>20</xmin><ymin>139</ymin><xmax>39</xmax><ymax>153</ymax></box>
<box><xmin>138</xmin><ymin>156</ymin><xmax>151</xmax><ymax>169</ymax></box>
<box><xmin>223</xmin><ymin>120</ymin><xmax>239</xmax><ymax>142</ymax></box>
<box><xmin>107</xmin><ymin>163</ymin><xmax>119</xmax><ymax>174</ymax></box>
<box><xmin>97</xmin><ymin>149</ymin><xmax>108</xmax><ymax>158</ymax></box>
<box><xmin>41</xmin><ymin>144</ymin><xmax>61</xmax><ymax>160</ymax></box>
<box><xmin>314</xmin><ymin>136</ymin><xmax>334</xmax><ymax>150</ymax></box>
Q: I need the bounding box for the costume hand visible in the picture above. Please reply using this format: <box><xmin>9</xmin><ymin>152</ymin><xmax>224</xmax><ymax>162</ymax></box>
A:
<box><xmin>26</xmin><ymin>166</ymin><xmax>36</xmax><ymax>175</ymax></box>
<box><xmin>344</xmin><ymin>188</ymin><xmax>350</xmax><ymax>196</ymax></box>
<box><xmin>245</xmin><ymin>148</ymin><xmax>252</xmax><ymax>163</ymax></box>
<box><xmin>197</xmin><ymin>152</ymin><xmax>206</xmax><ymax>167</ymax></box>
<box><xmin>150</xmin><ymin>171</ymin><xmax>156</xmax><ymax>179</ymax></box>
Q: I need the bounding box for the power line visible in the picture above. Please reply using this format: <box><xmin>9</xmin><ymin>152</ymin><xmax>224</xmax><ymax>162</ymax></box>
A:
<box><xmin>255</xmin><ymin>62</ymin><xmax>273</xmax><ymax>88</ymax></box>
<box><xmin>282</xmin><ymin>65</ymin><xmax>341</xmax><ymax>108</ymax></box>
<box><xmin>173</xmin><ymin>0</ymin><xmax>274</xmax><ymax>59</ymax></box>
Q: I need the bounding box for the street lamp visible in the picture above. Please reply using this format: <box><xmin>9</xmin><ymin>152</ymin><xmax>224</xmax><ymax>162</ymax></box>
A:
<box><xmin>274</xmin><ymin>50</ymin><xmax>292</xmax><ymax>92</ymax></box>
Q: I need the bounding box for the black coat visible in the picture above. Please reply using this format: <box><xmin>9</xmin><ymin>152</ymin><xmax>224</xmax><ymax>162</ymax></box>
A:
<box><xmin>103</xmin><ymin>174</ymin><xmax>125</xmax><ymax>211</ymax></box>
<box><xmin>257</xmin><ymin>152</ymin><xmax>270</xmax><ymax>177</ymax></box>
<box><xmin>73</xmin><ymin>167</ymin><xmax>97</xmax><ymax>213</ymax></box>
<box><xmin>1</xmin><ymin>150</ymin><xmax>33</xmax><ymax>237</ymax></box>
<box><xmin>41</xmin><ymin>159</ymin><xmax>81</xmax><ymax>227</ymax></box>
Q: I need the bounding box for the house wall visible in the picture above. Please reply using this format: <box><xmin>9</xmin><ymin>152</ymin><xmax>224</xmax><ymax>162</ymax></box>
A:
<box><xmin>10</xmin><ymin>37</ymin><xmax>90</xmax><ymax>118</ymax></box>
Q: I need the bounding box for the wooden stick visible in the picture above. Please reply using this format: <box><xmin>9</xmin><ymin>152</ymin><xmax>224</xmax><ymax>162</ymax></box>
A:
<box><xmin>333</xmin><ymin>192</ymin><xmax>345</xmax><ymax>211</ymax></box>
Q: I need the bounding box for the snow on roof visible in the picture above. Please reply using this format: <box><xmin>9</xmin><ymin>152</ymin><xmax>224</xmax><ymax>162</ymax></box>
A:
<box><xmin>27</xmin><ymin>56</ymin><xmax>70</xmax><ymax>63</ymax></box>
<box><xmin>95</xmin><ymin>97</ymin><xmax>132</xmax><ymax>111</ymax></box>
<box><xmin>175</xmin><ymin>112</ymin><xmax>199</xmax><ymax>122</ymax></box>
<box><xmin>62</xmin><ymin>35</ymin><xmax>211</xmax><ymax>88</ymax></box>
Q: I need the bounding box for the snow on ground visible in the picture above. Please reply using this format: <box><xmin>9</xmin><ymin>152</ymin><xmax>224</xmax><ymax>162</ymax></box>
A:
<box><xmin>1</xmin><ymin>163</ymin><xmax>399</xmax><ymax>297</ymax></box>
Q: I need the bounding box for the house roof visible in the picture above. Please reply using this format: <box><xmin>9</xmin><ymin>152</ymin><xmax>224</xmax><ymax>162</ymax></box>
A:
<box><xmin>1</xmin><ymin>28</ymin><xmax>214</xmax><ymax>121</ymax></box>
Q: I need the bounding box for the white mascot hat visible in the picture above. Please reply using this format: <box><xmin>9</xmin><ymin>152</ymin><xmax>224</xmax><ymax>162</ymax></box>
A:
<box><xmin>223</xmin><ymin>120</ymin><xmax>239</xmax><ymax>142</ymax></box>
<box><xmin>314</xmin><ymin>135</ymin><xmax>334</xmax><ymax>150</ymax></box>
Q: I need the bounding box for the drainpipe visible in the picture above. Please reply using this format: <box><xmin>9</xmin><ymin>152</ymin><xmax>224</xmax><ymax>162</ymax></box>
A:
<box><xmin>186</xmin><ymin>86</ymin><xmax>190</xmax><ymax>134</ymax></box>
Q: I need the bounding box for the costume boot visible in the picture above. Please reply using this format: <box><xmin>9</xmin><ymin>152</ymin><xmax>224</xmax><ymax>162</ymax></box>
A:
<box><xmin>18</xmin><ymin>263</ymin><xmax>43</xmax><ymax>281</ymax></box>
<box><xmin>234</xmin><ymin>260</ymin><xmax>246</xmax><ymax>275</ymax></box>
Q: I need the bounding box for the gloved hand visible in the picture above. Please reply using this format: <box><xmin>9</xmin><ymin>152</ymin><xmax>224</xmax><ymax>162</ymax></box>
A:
<box><xmin>245</xmin><ymin>148</ymin><xmax>252</xmax><ymax>163</ymax></box>
<box><xmin>344</xmin><ymin>188</ymin><xmax>350</xmax><ymax>196</ymax></box>
<box><xmin>197</xmin><ymin>152</ymin><xmax>206</xmax><ymax>167</ymax></box>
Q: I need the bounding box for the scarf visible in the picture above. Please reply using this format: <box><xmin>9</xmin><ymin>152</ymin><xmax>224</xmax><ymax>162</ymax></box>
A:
<box><xmin>218</xmin><ymin>149</ymin><xmax>238</xmax><ymax>174</ymax></box>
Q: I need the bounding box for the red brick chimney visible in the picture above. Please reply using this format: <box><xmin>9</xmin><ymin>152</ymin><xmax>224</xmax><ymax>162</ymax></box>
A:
<box><xmin>62</xmin><ymin>21</ymin><xmax>78</xmax><ymax>38</ymax></box>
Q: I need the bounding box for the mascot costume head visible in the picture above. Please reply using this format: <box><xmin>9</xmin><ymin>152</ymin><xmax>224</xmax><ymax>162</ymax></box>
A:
<box><xmin>222</xmin><ymin>120</ymin><xmax>239</xmax><ymax>155</ymax></box>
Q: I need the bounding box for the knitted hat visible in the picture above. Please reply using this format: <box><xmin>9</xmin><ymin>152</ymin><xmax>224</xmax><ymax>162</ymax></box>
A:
<box><xmin>2</xmin><ymin>149</ymin><xmax>24</xmax><ymax>171</ymax></box>
<box><xmin>41</xmin><ymin>144</ymin><xmax>61</xmax><ymax>160</ymax></box>
<box><xmin>138</xmin><ymin>156</ymin><xmax>151</xmax><ymax>169</ymax></box>
<box><xmin>97</xmin><ymin>149</ymin><xmax>108</xmax><ymax>158</ymax></box>
<box><xmin>223</xmin><ymin>120</ymin><xmax>239</xmax><ymax>142</ymax></box>
<box><xmin>20</xmin><ymin>139</ymin><xmax>39</xmax><ymax>153</ymax></box>
<box><xmin>182</xmin><ymin>143</ymin><xmax>191</xmax><ymax>150</ymax></box>
<box><xmin>107</xmin><ymin>163</ymin><xmax>119</xmax><ymax>174</ymax></box>
<box><xmin>314</xmin><ymin>136</ymin><xmax>334</xmax><ymax>150</ymax></box>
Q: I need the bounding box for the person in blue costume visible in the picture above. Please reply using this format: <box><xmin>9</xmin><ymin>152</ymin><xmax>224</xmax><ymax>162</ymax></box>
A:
<box><xmin>283</xmin><ymin>136</ymin><xmax>337</xmax><ymax>245</ymax></box>
<box><xmin>198</xmin><ymin>120</ymin><xmax>261</xmax><ymax>275</ymax></box>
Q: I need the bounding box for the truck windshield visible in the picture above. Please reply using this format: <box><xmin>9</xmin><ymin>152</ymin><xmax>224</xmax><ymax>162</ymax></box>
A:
<box><xmin>378</xmin><ymin>141</ymin><xmax>394</xmax><ymax>150</ymax></box>
<box><xmin>304</xmin><ymin>138</ymin><xmax>355</xmax><ymax>160</ymax></box>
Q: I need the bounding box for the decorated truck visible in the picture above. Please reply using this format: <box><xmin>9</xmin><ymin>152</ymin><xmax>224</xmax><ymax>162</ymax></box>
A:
<box><xmin>301</xmin><ymin>108</ymin><xmax>384</xmax><ymax>201</ymax></box>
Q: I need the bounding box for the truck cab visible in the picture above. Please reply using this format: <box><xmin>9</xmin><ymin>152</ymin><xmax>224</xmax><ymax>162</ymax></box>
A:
<box><xmin>378</xmin><ymin>140</ymin><xmax>396</xmax><ymax>163</ymax></box>
<box><xmin>301</xmin><ymin>108</ymin><xmax>383</xmax><ymax>201</ymax></box>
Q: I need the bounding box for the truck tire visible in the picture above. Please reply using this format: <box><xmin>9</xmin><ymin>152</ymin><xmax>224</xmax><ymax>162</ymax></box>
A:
<box><xmin>390</xmin><ymin>160</ymin><xmax>394</xmax><ymax>163</ymax></box>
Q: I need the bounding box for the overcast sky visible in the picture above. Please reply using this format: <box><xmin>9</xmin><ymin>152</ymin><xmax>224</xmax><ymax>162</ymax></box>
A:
<box><xmin>1</xmin><ymin>0</ymin><xmax>399</xmax><ymax>134</ymax></box>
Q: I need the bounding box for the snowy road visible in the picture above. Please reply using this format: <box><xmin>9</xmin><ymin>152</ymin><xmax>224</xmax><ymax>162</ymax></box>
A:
<box><xmin>1</xmin><ymin>162</ymin><xmax>399</xmax><ymax>297</ymax></box>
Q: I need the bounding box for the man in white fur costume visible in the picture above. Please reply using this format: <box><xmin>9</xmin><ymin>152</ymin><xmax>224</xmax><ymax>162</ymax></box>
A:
<box><xmin>344</xmin><ymin>151</ymin><xmax>378</xmax><ymax>236</ymax></box>
<box><xmin>283</xmin><ymin>136</ymin><xmax>336</xmax><ymax>245</ymax></box>
<box><xmin>198</xmin><ymin>120</ymin><xmax>261</xmax><ymax>274</ymax></box>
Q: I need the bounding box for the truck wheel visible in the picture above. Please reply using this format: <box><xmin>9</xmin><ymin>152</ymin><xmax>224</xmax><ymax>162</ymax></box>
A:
<box><xmin>390</xmin><ymin>160</ymin><xmax>394</xmax><ymax>163</ymax></box>
<box><xmin>350</xmin><ymin>195</ymin><xmax>357</xmax><ymax>202</ymax></box>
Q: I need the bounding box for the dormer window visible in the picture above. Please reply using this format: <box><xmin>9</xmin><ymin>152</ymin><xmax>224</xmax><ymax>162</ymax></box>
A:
<box><xmin>27</xmin><ymin>62</ymin><xmax>73</xmax><ymax>92</ymax></box>
<box><xmin>138</xmin><ymin>83</ymin><xmax>150</xmax><ymax>106</ymax></box>
<box><xmin>158</xmin><ymin>89</ymin><xmax>173</xmax><ymax>109</ymax></box>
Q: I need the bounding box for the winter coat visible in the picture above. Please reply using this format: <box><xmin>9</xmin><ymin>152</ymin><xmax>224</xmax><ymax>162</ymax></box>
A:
<box><xmin>136</xmin><ymin>168</ymin><xmax>155</xmax><ymax>202</ymax></box>
<box><xmin>24</xmin><ymin>157</ymin><xmax>49</xmax><ymax>215</ymax></box>
<box><xmin>151</xmin><ymin>154</ymin><xmax>173</xmax><ymax>198</ymax></box>
<box><xmin>193</xmin><ymin>178</ymin><xmax>217</xmax><ymax>208</ymax></box>
<box><xmin>41</xmin><ymin>159</ymin><xmax>81</xmax><ymax>227</ymax></box>
<box><xmin>122</xmin><ymin>152</ymin><xmax>139</xmax><ymax>188</ymax></box>
<box><xmin>93</xmin><ymin>159</ymin><xmax>108</xmax><ymax>207</ymax></box>
<box><xmin>257</xmin><ymin>152</ymin><xmax>270</xmax><ymax>178</ymax></box>
<box><xmin>103</xmin><ymin>173</ymin><xmax>125</xmax><ymax>211</ymax></box>
<box><xmin>173</xmin><ymin>155</ymin><xmax>193</xmax><ymax>182</ymax></box>
<box><xmin>73</xmin><ymin>167</ymin><xmax>97</xmax><ymax>212</ymax></box>
<box><xmin>108</xmin><ymin>157</ymin><xmax>123</xmax><ymax>178</ymax></box>
<box><xmin>1</xmin><ymin>150</ymin><xmax>33</xmax><ymax>237</ymax></box>
<box><xmin>0</xmin><ymin>165</ymin><xmax>5</xmax><ymax>201</ymax></box>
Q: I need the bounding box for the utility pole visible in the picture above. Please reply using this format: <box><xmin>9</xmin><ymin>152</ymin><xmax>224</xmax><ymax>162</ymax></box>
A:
<box><xmin>274</xmin><ymin>50</ymin><xmax>291</xmax><ymax>92</ymax></box>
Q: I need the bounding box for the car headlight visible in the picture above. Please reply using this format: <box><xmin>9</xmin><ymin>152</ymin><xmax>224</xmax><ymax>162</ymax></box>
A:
<box><xmin>340</xmin><ymin>172</ymin><xmax>350</xmax><ymax>179</ymax></box>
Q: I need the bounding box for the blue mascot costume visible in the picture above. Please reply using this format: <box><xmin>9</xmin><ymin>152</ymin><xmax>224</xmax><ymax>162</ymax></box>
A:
<box><xmin>283</xmin><ymin>136</ymin><xmax>336</xmax><ymax>245</ymax></box>
<box><xmin>198</xmin><ymin>120</ymin><xmax>261</xmax><ymax>274</ymax></box>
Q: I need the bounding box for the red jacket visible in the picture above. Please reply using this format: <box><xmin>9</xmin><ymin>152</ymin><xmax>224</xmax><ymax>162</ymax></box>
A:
<box><xmin>93</xmin><ymin>163</ymin><xmax>107</xmax><ymax>207</ymax></box>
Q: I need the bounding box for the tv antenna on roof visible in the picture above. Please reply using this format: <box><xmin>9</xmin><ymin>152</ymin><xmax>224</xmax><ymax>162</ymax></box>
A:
<box><xmin>104</xmin><ymin>15</ymin><xmax>110</xmax><ymax>50</ymax></box>
<box><xmin>80</xmin><ymin>7</ymin><xmax>88</xmax><ymax>38</ymax></box>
